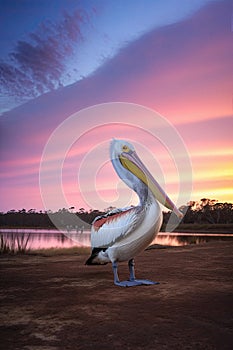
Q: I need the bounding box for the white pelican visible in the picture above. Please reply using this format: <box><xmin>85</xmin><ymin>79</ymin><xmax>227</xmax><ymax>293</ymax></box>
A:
<box><xmin>85</xmin><ymin>139</ymin><xmax>183</xmax><ymax>287</ymax></box>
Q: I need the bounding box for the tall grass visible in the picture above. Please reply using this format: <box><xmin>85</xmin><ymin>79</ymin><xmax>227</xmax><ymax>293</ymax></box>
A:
<box><xmin>0</xmin><ymin>233</ymin><xmax>31</xmax><ymax>254</ymax></box>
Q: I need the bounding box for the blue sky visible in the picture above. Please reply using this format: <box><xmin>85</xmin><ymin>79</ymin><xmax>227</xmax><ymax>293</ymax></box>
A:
<box><xmin>0</xmin><ymin>0</ymin><xmax>232</xmax><ymax>212</ymax></box>
<box><xmin>0</xmin><ymin>0</ymin><xmax>215</xmax><ymax>114</ymax></box>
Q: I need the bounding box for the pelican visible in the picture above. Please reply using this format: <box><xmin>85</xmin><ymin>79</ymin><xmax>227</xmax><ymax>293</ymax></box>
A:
<box><xmin>85</xmin><ymin>139</ymin><xmax>183</xmax><ymax>287</ymax></box>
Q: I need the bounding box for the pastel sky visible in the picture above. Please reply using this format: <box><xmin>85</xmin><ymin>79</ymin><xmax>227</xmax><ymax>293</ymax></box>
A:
<box><xmin>0</xmin><ymin>0</ymin><xmax>232</xmax><ymax>212</ymax></box>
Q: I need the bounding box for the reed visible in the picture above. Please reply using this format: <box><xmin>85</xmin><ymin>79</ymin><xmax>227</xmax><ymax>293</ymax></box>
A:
<box><xmin>0</xmin><ymin>233</ymin><xmax>31</xmax><ymax>254</ymax></box>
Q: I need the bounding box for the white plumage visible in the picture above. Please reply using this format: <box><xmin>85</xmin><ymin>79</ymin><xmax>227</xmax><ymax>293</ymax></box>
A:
<box><xmin>91</xmin><ymin>207</ymin><xmax>139</xmax><ymax>248</ymax></box>
<box><xmin>85</xmin><ymin>139</ymin><xmax>182</xmax><ymax>286</ymax></box>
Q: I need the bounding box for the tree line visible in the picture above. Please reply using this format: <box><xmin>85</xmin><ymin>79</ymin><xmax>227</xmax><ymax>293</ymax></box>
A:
<box><xmin>0</xmin><ymin>199</ymin><xmax>232</xmax><ymax>229</ymax></box>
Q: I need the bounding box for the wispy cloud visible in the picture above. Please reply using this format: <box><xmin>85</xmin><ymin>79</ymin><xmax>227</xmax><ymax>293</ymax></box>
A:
<box><xmin>0</xmin><ymin>0</ymin><xmax>231</xmax><ymax>211</ymax></box>
<box><xmin>0</xmin><ymin>8</ymin><xmax>95</xmax><ymax>103</ymax></box>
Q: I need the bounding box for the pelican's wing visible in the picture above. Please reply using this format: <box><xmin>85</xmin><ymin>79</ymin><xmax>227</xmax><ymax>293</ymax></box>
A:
<box><xmin>91</xmin><ymin>207</ymin><xmax>142</xmax><ymax>248</ymax></box>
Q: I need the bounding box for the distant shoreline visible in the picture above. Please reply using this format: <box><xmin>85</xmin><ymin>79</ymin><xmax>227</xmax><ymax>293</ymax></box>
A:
<box><xmin>173</xmin><ymin>223</ymin><xmax>233</xmax><ymax>234</ymax></box>
<box><xmin>1</xmin><ymin>223</ymin><xmax>233</xmax><ymax>234</ymax></box>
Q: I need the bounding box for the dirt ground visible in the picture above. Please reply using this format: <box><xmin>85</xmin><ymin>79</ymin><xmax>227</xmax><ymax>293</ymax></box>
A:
<box><xmin>0</xmin><ymin>241</ymin><xmax>232</xmax><ymax>350</ymax></box>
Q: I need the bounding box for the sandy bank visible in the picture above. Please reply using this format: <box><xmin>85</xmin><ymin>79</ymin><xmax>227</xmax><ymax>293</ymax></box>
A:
<box><xmin>0</xmin><ymin>241</ymin><xmax>232</xmax><ymax>349</ymax></box>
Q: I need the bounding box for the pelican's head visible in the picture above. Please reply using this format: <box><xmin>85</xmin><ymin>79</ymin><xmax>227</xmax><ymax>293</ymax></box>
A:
<box><xmin>110</xmin><ymin>139</ymin><xmax>183</xmax><ymax>218</ymax></box>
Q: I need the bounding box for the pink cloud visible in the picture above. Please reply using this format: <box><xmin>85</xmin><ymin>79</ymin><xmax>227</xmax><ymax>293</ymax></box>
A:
<box><xmin>0</xmin><ymin>0</ymin><xmax>231</xmax><ymax>211</ymax></box>
<box><xmin>106</xmin><ymin>1</ymin><xmax>231</xmax><ymax>123</ymax></box>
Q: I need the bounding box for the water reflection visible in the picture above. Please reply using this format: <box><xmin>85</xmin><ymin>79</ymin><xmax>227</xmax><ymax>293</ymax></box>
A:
<box><xmin>0</xmin><ymin>229</ymin><xmax>91</xmax><ymax>250</ymax></box>
<box><xmin>152</xmin><ymin>232</ymin><xmax>233</xmax><ymax>246</ymax></box>
<box><xmin>0</xmin><ymin>229</ymin><xmax>232</xmax><ymax>251</ymax></box>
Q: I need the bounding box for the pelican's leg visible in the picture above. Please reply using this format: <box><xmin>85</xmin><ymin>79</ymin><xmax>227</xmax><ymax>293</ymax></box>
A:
<box><xmin>128</xmin><ymin>258</ymin><xmax>136</xmax><ymax>281</ymax></box>
<box><xmin>112</xmin><ymin>261</ymin><xmax>141</xmax><ymax>287</ymax></box>
<box><xmin>112</xmin><ymin>260</ymin><xmax>159</xmax><ymax>287</ymax></box>
<box><xmin>128</xmin><ymin>258</ymin><xmax>160</xmax><ymax>286</ymax></box>
<box><xmin>112</xmin><ymin>261</ymin><xmax>120</xmax><ymax>284</ymax></box>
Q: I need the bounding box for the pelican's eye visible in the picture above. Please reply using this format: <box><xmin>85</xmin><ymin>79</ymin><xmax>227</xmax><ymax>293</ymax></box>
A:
<box><xmin>122</xmin><ymin>145</ymin><xmax>130</xmax><ymax>153</ymax></box>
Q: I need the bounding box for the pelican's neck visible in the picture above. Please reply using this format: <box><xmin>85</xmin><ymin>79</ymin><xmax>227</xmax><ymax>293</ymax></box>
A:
<box><xmin>134</xmin><ymin>180</ymin><xmax>156</xmax><ymax>208</ymax></box>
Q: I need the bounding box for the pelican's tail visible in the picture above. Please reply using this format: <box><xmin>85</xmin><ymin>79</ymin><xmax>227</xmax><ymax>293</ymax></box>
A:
<box><xmin>85</xmin><ymin>247</ymin><xmax>108</xmax><ymax>265</ymax></box>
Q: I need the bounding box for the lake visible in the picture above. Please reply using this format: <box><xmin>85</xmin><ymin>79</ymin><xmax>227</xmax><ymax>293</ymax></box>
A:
<box><xmin>1</xmin><ymin>228</ymin><xmax>233</xmax><ymax>251</ymax></box>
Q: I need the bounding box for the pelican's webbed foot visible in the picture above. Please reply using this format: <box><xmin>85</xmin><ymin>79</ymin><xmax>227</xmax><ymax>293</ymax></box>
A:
<box><xmin>114</xmin><ymin>280</ymin><xmax>146</xmax><ymax>287</ymax></box>
<box><xmin>112</xmin><ymin>259</ymin><xmax>159</xmax><ymax>287</ymax></box>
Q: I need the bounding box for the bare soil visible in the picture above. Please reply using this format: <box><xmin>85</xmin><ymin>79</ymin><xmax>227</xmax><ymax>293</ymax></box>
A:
<box><xmin>0</xmin><ymin>241</ymin><xmax>232</xmax><ymax>350</ymax></box>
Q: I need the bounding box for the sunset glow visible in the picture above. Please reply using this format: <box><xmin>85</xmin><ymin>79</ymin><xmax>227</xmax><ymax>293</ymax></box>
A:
<box><xmin>0</xmin><ymin>0</ymin><xmax>232</xmax><ymax>212</ymax></box>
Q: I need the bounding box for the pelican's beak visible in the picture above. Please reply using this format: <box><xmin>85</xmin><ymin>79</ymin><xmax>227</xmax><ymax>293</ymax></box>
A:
<box><xmin>120</xmin><ymin>151</ymin><xmax>183</xmax><ymax>218</ymax></box>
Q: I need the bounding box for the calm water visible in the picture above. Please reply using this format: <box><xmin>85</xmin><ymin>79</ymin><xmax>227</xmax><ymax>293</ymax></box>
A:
<box><xmin>1</xmin><ymin>229</ymin><xmax>233</xmax><ymax>251</ymax></box>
